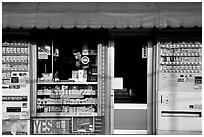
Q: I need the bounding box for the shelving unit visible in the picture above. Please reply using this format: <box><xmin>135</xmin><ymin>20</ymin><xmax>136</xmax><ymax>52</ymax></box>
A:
<box><xmin>36</xmin><ymin>44</ymin><xmax>99</xmax><ymax>118</ymax></box>
<box><xmin>36</xmin><ymin>82</ymin><xmax>98</xmax><ymax>117</ymax></box>
<box><xmin>37</xmin><ymin>81</ymin><xmax>97</xmax><ymax>85</ymax></box>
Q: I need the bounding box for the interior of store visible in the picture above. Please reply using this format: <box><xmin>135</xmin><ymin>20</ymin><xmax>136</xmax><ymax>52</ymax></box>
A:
<box><xmin>114</xmin><ymin>36</ymin><xmax>147</xmax><ymax>103</ymax></box>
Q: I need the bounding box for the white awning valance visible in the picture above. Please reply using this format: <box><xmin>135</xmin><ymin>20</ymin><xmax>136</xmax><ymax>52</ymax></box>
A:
<box><xmin>2</xmin><ymin>2</ymin><xmax>202</xmax><ymax>29</ymax></box>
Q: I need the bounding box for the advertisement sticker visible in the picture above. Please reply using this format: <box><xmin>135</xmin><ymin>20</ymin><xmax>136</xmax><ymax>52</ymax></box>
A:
<box><xmin>33</xmin><ymin>119</ymin><xmax>71</xmax><ymax>134</ymax></box>
<box><xmin>72</xmin><ymin>117</ymin><xmax>94</xmax><ymax>132</ymax></box>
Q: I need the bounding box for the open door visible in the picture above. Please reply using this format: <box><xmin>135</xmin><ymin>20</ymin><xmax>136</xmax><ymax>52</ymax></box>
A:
<box><xmin>109</xmin><ymin>31</ymin><xmax>154</xmax><ymax>135</ymax></box>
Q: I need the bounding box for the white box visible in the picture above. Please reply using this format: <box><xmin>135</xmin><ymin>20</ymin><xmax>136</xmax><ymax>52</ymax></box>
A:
<box><xmin>112</xmin><ymin>77</ymin><xmax>123</xmax><ymax>89</ymax></box>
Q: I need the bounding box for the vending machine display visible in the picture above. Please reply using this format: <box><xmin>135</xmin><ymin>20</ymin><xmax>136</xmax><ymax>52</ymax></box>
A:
<box><xmin>158</xmin><ymin>41</ymin><xmax>202</xmax><ymax>92</ymax></box>
<box><xmin>156</xmin><ymin>41</ymin><xmax>202</xmax><ymax>134</ymax></box>
<box><xmin>2</xmin><ymin>42</ymin><xmax>31</xmax><ymax>135</ymax></box>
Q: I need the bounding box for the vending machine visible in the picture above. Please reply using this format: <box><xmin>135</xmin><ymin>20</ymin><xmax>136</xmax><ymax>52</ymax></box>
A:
<box><xmin>2</xmin><ymin>42</ymin><xmax>31</xmax><ymax>135</ymax></box>
<box><xmin>156</xmin><ymin>41</ymin><xmax>202</xmax><ymax>134</ymax></box>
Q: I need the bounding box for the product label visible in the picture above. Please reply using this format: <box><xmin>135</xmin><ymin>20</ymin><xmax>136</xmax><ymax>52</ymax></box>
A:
<box><xmin>2</xmin><ymin>96</ymin><xmax>27</xmax><ymax>101</ymax></box>
<box><xmin>72</xmin><ymin>117</ymin><xmax>94</xmax><ymax>132</ymax></box>
<box><xmin>33</xmin><ymin>119</ymin><xmax>71</xmax><ymax>134</ymax></box>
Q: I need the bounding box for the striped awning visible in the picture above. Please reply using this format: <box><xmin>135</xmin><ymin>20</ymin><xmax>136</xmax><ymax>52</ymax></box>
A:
<box><xmin>2</xmin><ymin>2</ymin><xmax>202</xmax><ymax>29</ymax></box>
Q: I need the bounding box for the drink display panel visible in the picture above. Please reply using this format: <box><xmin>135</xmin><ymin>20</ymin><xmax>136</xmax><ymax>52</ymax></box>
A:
<box><xmin>158</xmin><ymin>41</ymin><xmax>202</xmax><ymax>92</ymax></box>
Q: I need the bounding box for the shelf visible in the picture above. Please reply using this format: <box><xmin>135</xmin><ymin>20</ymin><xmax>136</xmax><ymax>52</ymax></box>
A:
<box><xmin>2</xmin><ymin>62</ymin><xmax>29</xmax><ymax>64</ymax></box>
<box><xmin>3</xmin><ymin>43</ymin><xmax>29</xmax><ymax>47</ymax></box>
<box><xmin>2</xmin><ymin>53</ymin><xmax>29</xmax><ymax>56</ymax></box>
<box><xmin>2</xmin><ymin>78</ymin><xmax>10</xmax><ymax>80</ymax></box>
<box><xmin>37</xmin><ymin>94</ymin><xmax>96</xmax><ymax>96</ymax></box>
<box><xmin>37</xmin><ymin>81</ymin><xmax>98</xmax><ymax>85</ymax></box>
<box><xmin>160</xmin><ymin>62</ymin><xmax>201</xmax><ymax>65</ymax></box>
<box><xmin>2</xmin><ymin>69</ymin><xmax>28</xmax><ymax>72</ymax></box>
<box><xmin>37</xmin><ymin>103</ymin><xmax>97</xmax><ymax>105</ymax></box>
<box><xmin>161</xmin><ymin>70</ymin><xmax>201</xmax><ymax>73</ymax></box>
<box><xmin>37</xmin><ymin>113</ymin><xmax>98</xmax><ymax>117</ymax></box>
<box><xmin>160</xmin><ymin>53</ymin><xmax>201</xmax><ymax>57</ymax></box>
<box><xmin>37</xmin><ymin>95</ymin><xmax>85</xmax><ymax>99</ymax></box>
<box><xmin>159</xmin><ymin>45</ymin><xmax>202</xmax><ymax>49</ymax></box>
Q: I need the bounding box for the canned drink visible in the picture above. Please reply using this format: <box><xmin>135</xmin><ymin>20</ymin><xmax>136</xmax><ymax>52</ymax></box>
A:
<box><xmin>16</xmin><ymin>48</ymin><xmax>20</xmax><ymax>53</ymax></box>
<box><xmin>162</xmin><ymin>49</ymin><xmax>165</xmax><ymax>54</ymax></box>
<box><xmin>15</xmin><ymin>56</ymin><xmax>18</xmax><ymax>62</ymax></box>
<box><xmin>10</xmin><ymin>47</ymin><xmax>13</xmax><ymax>53</ymax></box>
<box><xmin>2</xmin><ymin>47</ymin><xmax>5</xmax><ymax>53</ymax></box>
<box><xmin>196</xmin><ymin>65</ymin><xmax>201</xmax><ymax>70</ymax></box>
<box><xmin>162</xmin><ymin>65</ymin><xmax>166</xmax><ymax>70</ymax></box>
<box><xmin>21</xmin><ymin>56</ymin><xmax>24</xmax><ymax>62</ymax></box>
<box><xmin>192</xmin><ymin>65</ymin><xmax>196</xmax><ymax>70</ymax></box>
<box><xmin>6</xmin><ymin>47</ymin><xmax>10</xmax><ymax>53</ymax></box>
<box><xmin>20</xmin><ymin>48</ymin><xmax>24</xmax><ymax>53</ymax></box>
<box><xmin>195</xmin><ymin>57</ymin><xmax>199</xmax><ymax>62</ymax></box>
<box><xmin>13</xmin><ymin>47</ymin><xmax>16</xmax><ymax>53</ymax></box>
<box><xmin>9</xmin><ymin>47</ymin><xmax>12</xmax><ymax>53</ymax></box>
<box><xmin>25</xmin><ymin>47</ymin><xmax>28</xmax><ymax>53</ymax></box>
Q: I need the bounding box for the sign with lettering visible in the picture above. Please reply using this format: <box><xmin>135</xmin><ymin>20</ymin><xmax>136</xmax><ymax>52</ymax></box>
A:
<box><xmin>33</xmin><ymin>119</ymin><xmax>71</xmax><ymax>134</ymax></box>
<box><xmin>72</xmin><ymin>117</ymin><xmax>94</xmax><ymax>132</ymax></box>
<box><xmin>2</xmin><ymin>96</ymin><xmax>27</xmax><ymax>101</ymax></box>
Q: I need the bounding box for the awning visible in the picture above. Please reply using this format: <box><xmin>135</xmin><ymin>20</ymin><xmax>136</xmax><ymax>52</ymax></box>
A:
<box><xmin>2</xmin><ymin>2</ymin><xmax>202</xmax><ymax>29</ymax></box>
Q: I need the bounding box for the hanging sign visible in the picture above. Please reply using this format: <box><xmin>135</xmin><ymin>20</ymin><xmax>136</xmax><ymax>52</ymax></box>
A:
<box><xmin>72</xmin><ymin>117</ymin><xmax>94</xmax><ymax>132</ymax></box>
<box><xmin>142</xmin><ymin>46</ymin><xmax>147</xmax><ymax>58</ymax></box>
<box><xmin>33</xmin><ymin>118</ymin><xmax>71</xmax><ymax>134</ymax></box>
<box><xmin>81</xmin><ymin>56</ymin><xmax>90</xmax><ymax>64</ymax></box>
<box><xmin>38</xmin><ymin>46</ymin><xmax>51</xmax><ymax>59</ymax></box>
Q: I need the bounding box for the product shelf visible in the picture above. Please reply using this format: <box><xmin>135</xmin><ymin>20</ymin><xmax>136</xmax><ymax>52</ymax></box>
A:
<box><xmin>37</xmin><ymin>94</ymin><xmax>97</xmax><ymax>98</ymax></box>
<box><xmin>2</xmin><ymin>69</ymin><xmax>29</xmax><ymax>72</ymax></box>
<box><xmin>160</xmin><ymin>62</ymin><xmax>201</xmax><ymax>65</ymax></box>
<box><xmin>37</xmin><ymin>113</ymin><xmax>98</xmax><ymax>117</ymax></box>
<box><xmin>3</xmin><ymin>43</ymin><xmax>29</xmax><ymax>47</ymax></box>
<box><xmin>2</xmin><ymin>61</ymin><xmax>29</xmax><ymax>64</ymax></box>
<box><xmin>37</xmin><ymin>81</ymin><xmax>98</xmax><ymax>85</ymax></box>
<box><xmin>2</xmin><ymin>53</ymin><xmax>29</xmax><ymax>56</ymax></box>
<box><xmin>37</xmin><ymin>103</ymin><xmax>97</xmax><ymax>105</ymax></box>
<box><xmin>160</xmin><ymin>53</ymin><xmax>201</xmax><ymax>57</ymax></box>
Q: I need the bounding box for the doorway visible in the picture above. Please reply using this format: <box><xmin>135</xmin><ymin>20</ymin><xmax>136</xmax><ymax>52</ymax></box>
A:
<box><xmin>110</xmin><ymin>31</ymin><xmax>153</xmax><ymax>134</ymax></box>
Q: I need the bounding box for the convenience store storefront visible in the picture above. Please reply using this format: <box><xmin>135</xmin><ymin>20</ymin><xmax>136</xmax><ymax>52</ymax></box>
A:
<box><xmin>2</xmin><ymin>2</ymin><xmax>202</xmax><ymax>135</ymax></box>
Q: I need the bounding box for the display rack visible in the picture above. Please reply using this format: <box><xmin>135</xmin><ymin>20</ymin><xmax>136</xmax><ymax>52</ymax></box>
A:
<box><xmin>2</xmin><ymin>42</ymin><xmax>30</xmax><ymax>87</ymax></box>
<box><xmin>159</xmin><ymin>41</ymin><xmax>202</xmax><ymax>74</ymax></box>
<box><xmin>36</xmin><ymin>44</ymin><xmax>99</xmax><ymax>118</ymax></box>
<box><xmin>37</xmin><ymin>81</ymin><xmax>97</xmax><ymax>85</ymax></box>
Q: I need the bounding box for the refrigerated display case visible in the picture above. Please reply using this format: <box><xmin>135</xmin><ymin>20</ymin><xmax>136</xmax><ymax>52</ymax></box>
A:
<box><xmin>2</xmin><ymin>42</ymin><xmax>32</xmax><ymax>135</ymax></box>
<box><xmin>156</xmin><ymin>40</ymin><xmax>202</xmax><ymax>135</ymax></box>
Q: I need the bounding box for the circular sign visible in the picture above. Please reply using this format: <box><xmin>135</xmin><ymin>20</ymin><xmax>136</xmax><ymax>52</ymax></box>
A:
<box><xmin>81</xmin><ymin>56</ymin><xmax>89</xmax><ymax>64</ymax></box>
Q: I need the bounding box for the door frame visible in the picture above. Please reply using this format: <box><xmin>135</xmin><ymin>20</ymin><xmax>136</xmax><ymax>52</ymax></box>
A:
<box><xmin>108</xmin><ymin>29</ymin><xmax>156</xmax><ymax>135</ymax></box>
